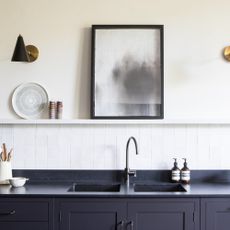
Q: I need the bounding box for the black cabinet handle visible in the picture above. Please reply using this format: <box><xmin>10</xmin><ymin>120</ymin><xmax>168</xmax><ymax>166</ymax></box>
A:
<box><xmin>0</xmin><ymin>210</ymin><xmax>16</xmax><ymax>216</ymax></box>
<box><xmin>117</xmin><ymin>220</ymin><xmax>125</xmax><ymax>230</ymax></box>
<box><xmin>127</xmin><ymin>221</ymin><xmax>134</xmax><ymax>230</ymax></box>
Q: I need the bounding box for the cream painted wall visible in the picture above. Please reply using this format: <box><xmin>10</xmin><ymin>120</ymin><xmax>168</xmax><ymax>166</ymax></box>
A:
<box><xmin>1</xmin><ymin>1</ymin><xmax>230</xmax><ymax>169</ymax></box>
<box><xmin>1</xmin><ymin>0</ymin><xmax>230</xmax><ymax>119</ymax></box>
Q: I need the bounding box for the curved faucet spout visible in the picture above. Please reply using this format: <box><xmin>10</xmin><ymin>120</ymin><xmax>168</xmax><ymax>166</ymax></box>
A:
<box><xmin>125</xmin><ymin>136</ymin><xmax>139</xmax><ymax>185</ymax></box>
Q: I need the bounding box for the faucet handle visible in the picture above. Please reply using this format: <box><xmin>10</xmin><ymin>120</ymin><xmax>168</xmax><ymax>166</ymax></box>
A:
<box><xmin>128</xmin><ymin>169</ymin><xmax>137</xmax><ymax>177</ymax></box>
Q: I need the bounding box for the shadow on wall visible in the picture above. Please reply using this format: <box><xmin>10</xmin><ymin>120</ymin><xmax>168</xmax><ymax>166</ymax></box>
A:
<box><xmin>74</xmin><ymin>27</ymin><xmax>91</xmax><ymax>119</ymax></box>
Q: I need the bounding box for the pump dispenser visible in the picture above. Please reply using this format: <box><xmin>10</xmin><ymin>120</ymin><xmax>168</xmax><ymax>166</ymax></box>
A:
<box><xmin>181</xmin><ymin>158</ymin><xmax>190</xmax><ymax>184</ymax></box>
<box><xmin>171</xmin><ymin>158</ymin><xmax>180</xmax><ymax>183</ymax></box>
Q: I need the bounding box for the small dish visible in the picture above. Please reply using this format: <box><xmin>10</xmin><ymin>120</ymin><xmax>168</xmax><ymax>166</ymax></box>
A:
<box><xmin>9</xmin><ymin>177</ymin><xmax>29</xmax><ymax>187</ymax></box>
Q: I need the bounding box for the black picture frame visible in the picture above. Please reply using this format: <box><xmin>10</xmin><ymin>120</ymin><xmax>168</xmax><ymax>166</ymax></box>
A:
<box><xmin>91</xmin><ymin>25</ymin><xmax>164</xmax><ymax>119</ymax></box>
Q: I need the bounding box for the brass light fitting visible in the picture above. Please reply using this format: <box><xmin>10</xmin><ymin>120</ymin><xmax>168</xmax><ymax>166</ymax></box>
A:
<box><xmin>11</xmin><ymin>35</ymin><xmax>39</xmax><ymax>62</ymax></box>
<box><xmin>25</xmin><ymin>45</ymin><xmax>39</xmax><ymax>62</ymax></box>
<box><xmin>223</xmin><ymin>46</ymin><xmax>230</xmax><ymax>62</ymax></box>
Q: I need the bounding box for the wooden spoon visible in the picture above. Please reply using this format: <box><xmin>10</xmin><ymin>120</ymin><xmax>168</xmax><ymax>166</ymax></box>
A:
<box><xmin>2</xmin><ymin>143</ymin><xmax>7</xmax><ymax>161</ymax></box>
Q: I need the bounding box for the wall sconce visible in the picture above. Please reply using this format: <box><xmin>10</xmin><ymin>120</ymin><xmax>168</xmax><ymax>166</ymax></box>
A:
<box><xmin>224</xmin><ymin>46</ymin><xmax>230</xmax><ymax>61</ymax></box>
<box><xmin>11</xmin><ymin>35</ymin><xmax>39</xmax><ymax>62</ymax></box>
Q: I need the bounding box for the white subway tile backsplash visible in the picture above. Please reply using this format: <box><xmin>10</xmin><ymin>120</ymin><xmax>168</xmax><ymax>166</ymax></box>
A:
<box><xmin>185</xmin><ymin>125</ymin><xmax>199</xmax><ymax>169</ymax></box>
<box><xmin>35</xmin><ymin>125</ymin><xmax>48</xmax><ymax>169</ymax></box>
<box><xmin>1</xmin><ymin>124</ymin><xmax>230</xmax><ymax>169</ymax></box>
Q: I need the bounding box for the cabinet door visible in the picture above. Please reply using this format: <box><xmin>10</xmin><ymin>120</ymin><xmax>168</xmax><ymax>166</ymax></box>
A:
<box><xmin>58</xmin><ymin>199</ymin><xmax>126</xmax><ymax>230</ymax></box>
<box><xmin>0</xmin><ymin>222</ymin><xmax>49</xmax><ymax>230</ymax></box>
<box><xmin>0</xmin><ymin>198</ymin><xmax>52</xmax><ymax>230</ymax></box>
<box><xmin>201</xmin><ymin>198</ymin><xmax>230</xmax><ymax>230</ymax></box>
<box><xmin>128</xmin><ymin>198</ymin><xmax>199</xmax><ymax>230</ymax></box>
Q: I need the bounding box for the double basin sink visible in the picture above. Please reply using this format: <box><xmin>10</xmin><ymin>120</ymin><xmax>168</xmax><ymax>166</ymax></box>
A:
<box><xmin>68</xmin><ymin>183</ymin><xmax>186</xmax><ymax>193</ymax></box>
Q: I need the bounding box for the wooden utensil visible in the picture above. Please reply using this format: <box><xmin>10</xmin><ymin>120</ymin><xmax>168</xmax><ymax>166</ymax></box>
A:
<box><xmin>7</xmin><ymin>149</ymin><xmax>13</xmax><ymax>162</ymax></box>
<box><xmin>2</xmin><ymin>144</ymin><xmax>7</xmax><ymax>161</ymax></box>
<box><xmin>0</xmin><ymin>152</ymin><xmax>4</xmax><ymax>161</ymax></box>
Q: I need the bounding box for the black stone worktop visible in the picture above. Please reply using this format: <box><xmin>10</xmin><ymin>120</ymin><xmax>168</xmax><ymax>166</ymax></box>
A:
<box><xmin>1</xmin><ymin>170</ymin><xmax>230</xmax><ymax>198</ymax></box>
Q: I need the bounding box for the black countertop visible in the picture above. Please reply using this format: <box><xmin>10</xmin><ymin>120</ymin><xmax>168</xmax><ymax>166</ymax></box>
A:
<box><xmin>2</xmin><ymin>182</ymin><xmax>230</xmax><ymax>198</ymax></box>
<box><xmin>1</xmin><ymin>170</ymin><xmax>230</xmax><ymax>198</ymax></box>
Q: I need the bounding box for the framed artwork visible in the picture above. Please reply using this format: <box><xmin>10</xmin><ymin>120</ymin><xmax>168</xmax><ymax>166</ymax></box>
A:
<box><xmin>91</xmin><ymin>25</ymin><xmax>164</xmax><ymax>119</ymax></box>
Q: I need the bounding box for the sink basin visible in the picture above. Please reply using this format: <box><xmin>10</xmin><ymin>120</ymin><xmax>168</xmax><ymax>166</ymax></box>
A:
<box><xmin>68</xmin><ymin>183</ymin><xmax>121</xmax><ymax>192</ymax></box>
<box><xmin>134</xmin><ymin>183</ymin><xmax>186</xmax><ymax>192</ymax></box>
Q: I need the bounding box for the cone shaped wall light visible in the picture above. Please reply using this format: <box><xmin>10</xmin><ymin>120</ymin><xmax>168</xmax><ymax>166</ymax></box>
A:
<box><xmin>11</xmin><ymin>35</ymin><xmax>39</xmax><ymax>62</ymax></box>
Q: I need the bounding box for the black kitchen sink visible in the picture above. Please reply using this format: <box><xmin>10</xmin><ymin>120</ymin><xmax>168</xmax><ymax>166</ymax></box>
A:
<box><xmin>68</xmin><ymin>183</ymin><xmax>121</xmax><ymax>192</ymax></box>
<box><xmin>134</xmin><ymin>183</ymin><xmax>186</xmax><ymax>192</ymax></box>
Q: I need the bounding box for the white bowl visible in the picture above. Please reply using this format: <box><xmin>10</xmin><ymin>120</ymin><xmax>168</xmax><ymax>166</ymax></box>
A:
<box><xmin>9</xmin><ymin>177</ymin><xmax>29</xmax><ymax>187</ymax></box>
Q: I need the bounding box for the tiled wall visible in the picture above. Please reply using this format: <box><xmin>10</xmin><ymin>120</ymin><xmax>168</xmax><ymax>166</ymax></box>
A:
<box><xmin>0</xmin><ymin>124</ymin><xmax>229</xmax><ymax>170</ymax></box>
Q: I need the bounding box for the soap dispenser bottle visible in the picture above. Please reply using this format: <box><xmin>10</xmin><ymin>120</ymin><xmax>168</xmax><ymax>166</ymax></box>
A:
<box><xmin>171</xmin><ymin>158</ymin><xmax>180</xmax><ymax>183</ymax></box>
<box><xmin>181</xmin><ymin>158</ymin><xmax>190</xmax><ymax>184</ymax></box>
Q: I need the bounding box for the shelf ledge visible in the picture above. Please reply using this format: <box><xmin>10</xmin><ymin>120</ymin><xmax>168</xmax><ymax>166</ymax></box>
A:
<box><xmin>0</xmin><ymin>119</ymin><xmax>230</xmax><ymax>125</ymax></box>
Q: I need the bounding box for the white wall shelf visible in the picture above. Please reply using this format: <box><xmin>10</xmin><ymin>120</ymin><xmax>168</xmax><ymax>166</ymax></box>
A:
<box><xmin>1</xmin><ymin>119</ymin><xmax>230</xmax><ymax>125</ymax></box>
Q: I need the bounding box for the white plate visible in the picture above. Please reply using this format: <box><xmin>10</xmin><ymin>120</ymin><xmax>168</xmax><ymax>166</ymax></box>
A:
<box><xmin>12</xmin><ymin>83</ymin><xmax>49</xmax><ymax>119</ymax></box>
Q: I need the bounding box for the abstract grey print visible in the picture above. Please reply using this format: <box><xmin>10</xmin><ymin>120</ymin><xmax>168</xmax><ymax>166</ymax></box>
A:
<box><xmin>91</xmin><ymin>25</ymin><xmax>164</xmax><ymax>119</ymax></box>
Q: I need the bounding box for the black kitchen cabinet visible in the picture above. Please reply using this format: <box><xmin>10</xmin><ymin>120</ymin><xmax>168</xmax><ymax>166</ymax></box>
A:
<box><xmin>57</xmin><ymin>199</ymin><xmax>126</xmax><ymax>230</ymax></box>
<box><xmin>5</xmin><ymin>196</ymin><xmax>230</xmax><ymax>230</ymax></box>
<box><xmin>128</xmin><ymin>198</ymin><xmax>199</xmax><ymax>230</ymax></box>
<box><xmin>201</xmin><ymin>198</ymin><xmax>230</xmax><ymax>230</ymax></box>
<box><xmin>0</xmin><ymin>198</ymin><xmax>53</xmax><ymax>230</ymax></box>
<box><xmin>57</xmin><ymin>198</ymin><xmax>199</xmax><ymax>230</ymax></box>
